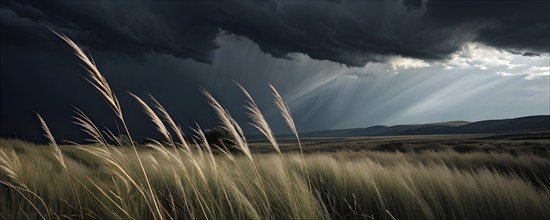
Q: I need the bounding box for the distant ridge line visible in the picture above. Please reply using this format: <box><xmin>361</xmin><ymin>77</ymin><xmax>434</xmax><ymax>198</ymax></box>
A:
<box><xmin>297</xmin><ymin>115</ymin><xmax>550</xmax><ymax>138</ymax></box>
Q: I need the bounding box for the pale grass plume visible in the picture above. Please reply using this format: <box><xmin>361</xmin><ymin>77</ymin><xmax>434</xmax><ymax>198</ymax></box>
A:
<box><xmin>72</xmin><ymin>108</ymin><xmax>109</xmax><ymax>146</ymax></box>
<box><xmin>37</xmin><ymin>114</ymin><xmax>85</xmax><ymax>218</ymax></box>
<box><xmin>269</xmin><ymin>84</ymin><xmax>310</xmax><ymax>174</ymax></box>
<box><xmin>146</xmin><ymin>139</ymin><xmax>173</xmax><ymax>161</ymax></box>
<box><xmin>236</xmin><ymin>83</ymin><xmax>299</xmax><ymax>214</ymax></box>
<box><xmin>53</xmin><ymin>31</ymin><xmax>122</xmax><ymax>119</ymax></box>
<box><xmin>193</xmin><ymin>125</ymin><xmax>218</xmax><ymax>175</ymax></box>
<box><xmin>36</xmin><ymin>114</ymin><xmax>66</xmax><ymax>170</ymax></box>
<box><xmin>202</xmin><ymin>90</ymin><xmax>251</xmax><ymax>160</ymax></box>
<box><xmin>149</xmin><ymin>95</ymin><xmax>192</xmax><ymax>153</ymax></box>
<box><xmin>78</xmin><ymin>146</ymin><xmax>144</xmax><ymax>197</ymax></box>
<box><xmin>236</xmin><ymin>82</ymin><xmax>281</xmax><ymax>154</ymax></box>
<box><xmin>53</xmin><ymin>31</ymin><xmax>163</xmax><ymax>220</ymax></box>
<box><xmin>129</xmin><ymin>93</ymin><xmax>172</xmax><ymax>145</ymax></box>
<box><xmin>270</xmin><ymin>84</ymin><xmax>297</xmax><ymax>137</ymax></box>
<box><xmin>0</xmin><ymin>149</ymin><xmax>27</xmax><ymax>191</ymax></box>
<box><xmin>71</xmin><ymin>108</ymin><xmax>143</xmax><ymax>194</ymax></box>
<box><xmin>270</xmin><ymin>84</ymin><xmax>304</xmax><ymax>159</ymax></box>
<box><xmin>203</xmin><ymin>89</ymin><xmax>273</xmax><ymax>216</ymax></box>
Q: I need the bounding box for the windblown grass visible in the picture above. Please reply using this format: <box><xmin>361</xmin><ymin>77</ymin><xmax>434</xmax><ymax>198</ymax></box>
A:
<box><xmin>1</xmin><ymin>143</ymin><xmax>549</xmax><ymax>220</ymax></box>
<box><xmin>1</xmin><ymin>32</ymin><xmax>549</xmax><ymax>220</ymax></box>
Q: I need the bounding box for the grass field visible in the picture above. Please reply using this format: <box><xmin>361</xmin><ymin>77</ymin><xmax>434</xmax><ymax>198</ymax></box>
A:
<box><xmin>1</xmin><ymin>138</ymin><xmax>550</xmax><ymax>220</ymax></box>
<box><xmin>1</xmin><ymin>33</ymin><xmax>549</xmax><ymax>220</ymax></box>
<box><xmin>249</xmin><ymin>132</ymin><xmax>550</xmax><ymax>156</ymax></box>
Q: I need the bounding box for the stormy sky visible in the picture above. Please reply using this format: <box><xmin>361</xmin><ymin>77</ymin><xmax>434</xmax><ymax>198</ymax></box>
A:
<box><xmin>1</xmin><ymin>0</ymin><xmax>549</xmax><ymax>142</ymax></box>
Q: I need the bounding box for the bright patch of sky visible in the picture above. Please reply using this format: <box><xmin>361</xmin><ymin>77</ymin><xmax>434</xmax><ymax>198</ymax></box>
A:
<box><xmin>283</xmin><ymin>42</ymin><xmax>549</xmax><ymax>131</ymax></box>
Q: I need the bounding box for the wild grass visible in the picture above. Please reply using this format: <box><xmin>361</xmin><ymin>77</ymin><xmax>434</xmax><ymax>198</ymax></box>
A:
<box><xmin>1</xmin><ymin>143</ymin><xmax>549</xmax><ymax>220</ymax></box>
<box><xmin>331</xmin><ymin>150</ymin><xmax>550</xmax><ymax>186</ymax></box>
<box><xmin>1</xmin><ymin>32</ymin><xmax>549</xmax><ymax>220</ymax></box>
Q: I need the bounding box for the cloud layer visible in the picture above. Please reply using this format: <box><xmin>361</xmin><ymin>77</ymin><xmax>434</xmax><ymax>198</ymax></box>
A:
<box><xmin>2</xmin><ymin>0</ymin><xmax>549</xmax><ymax>66</ymax></box>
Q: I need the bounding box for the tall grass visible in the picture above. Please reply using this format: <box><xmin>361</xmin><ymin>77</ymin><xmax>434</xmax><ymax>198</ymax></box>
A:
<box><xmin>1</xmin><ymin>33</ymin><xmax>549</xmax><ymax>220</ymax></box>
<box><xmin>1</xmin><ymin>143</ymin><xmax>549</xmax><ymax>219</ymax></box>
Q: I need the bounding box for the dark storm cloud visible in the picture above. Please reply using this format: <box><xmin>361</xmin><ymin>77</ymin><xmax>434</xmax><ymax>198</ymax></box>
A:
<box><xmin>425</xmin><ymin>0</ymin><xmax>550</xmax><ymax>55</ymax></box>
<box><xmin>522</xmin><ymin>52</ymin><xmax>541</xmax><ymax>57</ymax></box>
<box><xmin>1</xmin><ymin>0</ymin><xmax>220</xmax><ymax>62</ymax></box>
<box><xmin>508</xmin><ymin>50</ymin><xmax>541</xmax><ymax>57</ymax></box>
<box><xmin>2</xmin><ymin>0</ymin><xmax>548</xmax><ymax>66</ymax></box>
<box><xmin>403</xmin><ymin>0</ymin><xmax>424</xmax><ymax>9</ymax></box>
<box><xmin>1</xmin><ymin>0</ymin><xmax>550</xmax><ymax>142</ymax></box>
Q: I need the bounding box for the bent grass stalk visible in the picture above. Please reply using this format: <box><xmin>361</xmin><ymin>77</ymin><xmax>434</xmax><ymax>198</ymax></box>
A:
<box><xmin>202</xmin><ymin>90</ymin><xmax>273</xmax><ymax>217</ymax></box>
<box><xmin>37</xmin><ymin>114</ymin><xmax>84</xmax><ymax>219</ymax></box>
<box><xmin>54</xmin><ymin>31</ymin><xmax>163</xmax><ymax>220</ymax></box>
<box><xmin>236</xmin><ymin>82</ymin><xmax>305</xmax><ymax>218</ymax></box>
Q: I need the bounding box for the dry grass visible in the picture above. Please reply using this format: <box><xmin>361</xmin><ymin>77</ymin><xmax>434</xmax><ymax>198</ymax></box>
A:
<box><xmin>1</xmin><ymin>142</ymin><xmax>550</xmax><ymax>220</ymax></box>
<box><xmin>1</xmin><ymin>32</ymin><xmax>549</xmax><ymax>220</ymax></box>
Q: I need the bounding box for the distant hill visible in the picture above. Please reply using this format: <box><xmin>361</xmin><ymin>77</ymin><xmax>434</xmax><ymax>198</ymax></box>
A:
<box><xmin>299</xmin><ymin>115</ymin><xmax>550</xmax><ymax>138</ymax></box>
